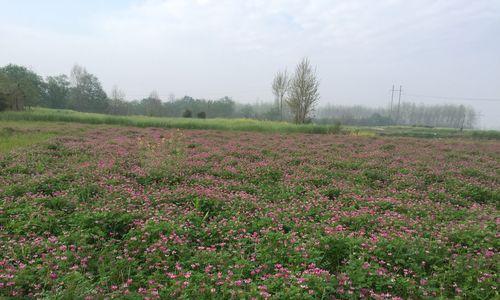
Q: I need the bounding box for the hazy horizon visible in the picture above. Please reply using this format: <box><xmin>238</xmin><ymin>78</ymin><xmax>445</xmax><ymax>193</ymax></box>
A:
<box><xmin>1</xmin><ymin>0</ymin><xmax>499</xmax><ymax>128</ymax></box>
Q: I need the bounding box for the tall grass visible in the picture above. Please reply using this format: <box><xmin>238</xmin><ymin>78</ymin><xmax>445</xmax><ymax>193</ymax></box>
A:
<box><xmin>0</xmin><ymin>108</ymin><xmax>342</xmax><ymax>134</ymax></box>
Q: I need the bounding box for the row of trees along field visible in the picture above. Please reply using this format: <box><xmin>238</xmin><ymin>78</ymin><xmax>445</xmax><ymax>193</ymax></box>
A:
<box><xmin>0</xmin><ymin>63</ymin><xmax>479</xmax><ymax>129</ymax></box>
<box><xmin>0</xmin><ymin>64</ymin><xmax>237</xmax><ymax>119</ymax></box>
<box><xmin>316</xmin><ymin>103</ymin><xmax>478</xmax><ymax>129</ymax></box>
<box><xmin>270</xmin><ymin>59</ymin><xmax>478</xmax><ymax>129</ymax></box>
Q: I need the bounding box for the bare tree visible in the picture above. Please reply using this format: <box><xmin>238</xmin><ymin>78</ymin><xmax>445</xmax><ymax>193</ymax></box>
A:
<box><xmin>272</xmin><ymin>70</ymin><xmax>289</xmax><ymax>120</ymax></box>
<box><xmin>286</xmin><ymin>58</ymin><xmax>320</xmax><ymax>124</ymax></box>
<box><xmin>109</xmin><ymin>85</ymin><xmax>126</xmax><ymax>115</ymax></box>
<box><xmin>70</xmin><ymin>64</ymin><xmax>85</xmax><ymax>87</ymax></box>
<box><xmin>143</xmin><ymin>90</ymin><xmax>163</xmax><ymax>117</ymax></box>
<box><xmin>111</xmin><ymin>85</ymin><xmax>125</xmax><ymax>101</ymax></box>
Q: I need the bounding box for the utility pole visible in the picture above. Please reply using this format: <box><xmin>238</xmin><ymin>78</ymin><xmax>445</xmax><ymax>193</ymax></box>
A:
<box><xmin>397</xmin><ymin>85</ymin><xmax>402</xmax><ymax>124</ymax></box>
<box><xmin>390</xmin><ymin>85</ymin><xmax>395</xmax><ymax>119</ymax></box>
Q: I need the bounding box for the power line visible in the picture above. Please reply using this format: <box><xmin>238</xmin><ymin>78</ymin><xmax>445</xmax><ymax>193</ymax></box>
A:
<box><xmin>403</xmin><ymin>93</ymin><xmax>500</xmax><ymax>102</ymax></box>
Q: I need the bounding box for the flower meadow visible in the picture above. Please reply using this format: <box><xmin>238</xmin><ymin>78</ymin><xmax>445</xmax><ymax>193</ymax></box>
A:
<box><xmin>0</xmin><ymin>125</ymin><xmax>498</xmax><ymax>299</ymax></box>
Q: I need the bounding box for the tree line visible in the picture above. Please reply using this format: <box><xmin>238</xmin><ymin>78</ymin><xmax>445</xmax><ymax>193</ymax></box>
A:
<box><xmin>0</xmin><ymin>64</ymin><xmax>237</xmax><ymax>119</ymax></box>
<box><xmin>0</xmin><ymin>62</ymin><xmax>479</xmax><ymax>129</ymax></box>
<box><xmin>316</xmin><ymin>102</ymin><xmax>478</xmax><ymax>129</ymax></box>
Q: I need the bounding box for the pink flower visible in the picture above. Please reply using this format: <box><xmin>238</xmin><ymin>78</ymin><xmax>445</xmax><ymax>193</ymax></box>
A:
<box><xmin>376</xmin><ymin>268</ymin><xmax>386</xmax><ymax>276</ymax></box>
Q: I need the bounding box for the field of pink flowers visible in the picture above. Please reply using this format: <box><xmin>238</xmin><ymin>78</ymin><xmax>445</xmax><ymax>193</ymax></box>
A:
<box><xmin>0</xmin><ymin>125</ymin><xmax>498</xmax><ymax>299</ymax></box>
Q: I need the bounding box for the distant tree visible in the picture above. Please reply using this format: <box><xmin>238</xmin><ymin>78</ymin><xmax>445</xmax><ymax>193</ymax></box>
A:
<box><xmin>240</xmin><ymin>104</ymin><xmax>255</xmax><ymax>118</ymax></box>
<box><xmin>182</xmin><ymin>109</ymin><xmax>192</xmax><ymax>118</ymax></box>
<box><xmin>108</xmin><ymin>85</ymin><xmax>128</xmax><ymax>115</ymax></box>
<box><xmin>0</xmin><ymin>64</ymin><xmax>43</xmax><ymax>110</ymax></box>
<box><xmin>286</xmin><ymin>58</ymin><xmax>320</xmax><ymax>124</ymax></box>
<box><xmin>0</xmin><ymin>95</ymin><xmax>7</xmax><ymax>111</ymax></box>
<box><xmin>168</xmin><ymin>93</ymin><xmax>175</xmax><ymax>102</ymax></box>
<box><xmin>42</xmin><ymin>75</ymin><xmax>70</xmax><ymax>109</ymax></box>
<box><xmin>197</xmin><ymin>111</ymin><xmax>206</xmax><ymax>119</ymax></box>
<box><xmin>0</xmin><ymin>73</ymin><xmax>13</xmax><ymax>111</ymax></box>
<box><xmin>211</xmin><ymin>96</ymin><xmax>235</xmax><ymax>117</ymax></box>
<box><xmin>0</xmin><ymin>74</ymin><xmax>9</xmax><ymax>111</ymax></box>
<box><xmin>142</xmin><ymin>91</ymin><xmax>162</xmax><ymax>117</ymax></box>
<box><xmin>316</xmin><ymin>102</ymin><xmax>478</xmax><ymax>129</ymax></box>
<box><xmin>272</xmin><ymin>70</ymin><xmax>289</xmax><ymax>120</ymax></box>
<box><xmin>263</xmin><ymin>106</ymin><xmax>281</xmax><ymax>121</ymax></box>
<box><xmin>68</xmin><ymin>65</ymin><xmax>108</xmax><ymax>113</ymax></box>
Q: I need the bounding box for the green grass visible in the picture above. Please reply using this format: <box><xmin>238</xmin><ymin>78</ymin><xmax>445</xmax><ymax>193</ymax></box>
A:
<box><xmin>0</xmin><ymin>108</ymin><xmax>342</xmax><ymax>134</ymax></box>
<box><xmin>349</xmin><ymin>125</ymin><xmax>500</xmax><ymax>140</ymax></box>
<box><xmin>0</xmin><ymin>121</ymin><xmax>91</xmax><ymax>153</ymax></box>
<box><xmin>0</xmin><ymin>125</ymin><xmax>56</xmax><ymax>153</ymax></box>
<box><xmin>1</xmin><ymin>108</ymin><xmax>498</xmax><ymax>139</ymax></box>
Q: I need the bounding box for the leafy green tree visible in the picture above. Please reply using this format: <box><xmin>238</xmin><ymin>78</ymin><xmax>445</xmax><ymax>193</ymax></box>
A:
<box><xmin>210</xmin><ymin>96</ymin><xmax>235</xmax><ymax>117</ymax></box>
<box><xmin>182</xmin><ymin>109</ymin><xmax>192</xmax><ymax>118</ymax></box>
<box><xmin>42</xmin><ymin>75</ymin><xmax>70</xmax><ymax>109</ymax></box>
<box><xmin>0</xmin><ymin>64</ymin><xmax>43</xmax><ymax>110</ymax></box>
<box><xmin>0</xmin><ymin>73</ymin><xmax>12</xmax><ymax>111</ymax></box>
<box><xmin>68</xmin><ymin>65</ymin><xmax>109</xmax><ymax>113</ymax></box>
<box><xmin>0</xmin><ymin>90</ymin><xmax>8</xmax><ymax>111</ymax></box>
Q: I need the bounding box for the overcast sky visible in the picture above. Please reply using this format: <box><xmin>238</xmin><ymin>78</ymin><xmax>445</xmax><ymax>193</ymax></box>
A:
<box><xmin>1</xmin><ymin>0</ymin><xmax>499</xmax><ymax>128</ymax></box>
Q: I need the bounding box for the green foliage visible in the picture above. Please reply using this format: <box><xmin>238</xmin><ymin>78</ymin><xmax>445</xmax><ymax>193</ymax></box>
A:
<box><xmin>460</xmin><ymin>185</ymin><xmax>499</xmax><ymax>205</ymax></box>
<box><xmin>0</xmin><ymin>120</ymin><xmax>498</xmax><ymax>299</ymax></box>
<box><xmin>340</xmin><ymin>214</ymin><xmax>377</xmax><ymax>232</ymax></box>
<box><xmin>0</xmin><ymin>64</ymin><xmax>43</xmax><ymax>110</ymax></box>
<box><xmin>43</xmin><ymin>196</ymin><xmax>76</xmax><ymax>212</ymax></box>
<box><xmin>321</xmin><ymin>187</ymin><xmax>342</xmax><ymax>200</ymax></box>
<box><xmin>193</xmin><ymin>197</ymin><xmax>225</xmax><ymax>219</ymax></box>
<box><xmin>42</xmin><ymin>75</ymin><xmax>70</xmax><ymax>109</ymax></box>
<box><xmin>0</xmin><ymin>85</ymin><xmax>8</xmax><ymax>111</ymax></box>
<box><xmin>0</xmin><ymin>107</ymin><xmax>344</xmax><ymax>134</ymax></box>
<box><xmin>74</xmin><ymin>183</ymin><xmax>101</xmax><ymax>202</ymax></box>
<box><xmin>79</xmin><ymin>211</ymin><xmax>136</xmax><ymax>240</ymax></box>
<box><xmin>318</xmin><ymin>236</ymin><xmax>360</xmax><ymax>273</ymax></box>
<box><xmin>182</xmin><ymin>109</ymin><xmax>193</xmax><ymax>118</ymax></box>
<box><xmin>68</xmin><ymin>65</ymin><xmax>109</xmax><ymax>113</ymax></box>
<box><xmin>362</xmin><ymin>168</ymin><xmax>390</xmax><ymax>187</ymax></box>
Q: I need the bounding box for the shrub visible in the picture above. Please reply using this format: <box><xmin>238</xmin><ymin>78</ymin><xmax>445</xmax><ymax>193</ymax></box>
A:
<box><xmin>318</xmin><ymin>236</ymin><xmax>360</xmax><ymax>273</ymax></box>
<box><xmin>193</xmin><ymin>197</ymin><xmax>224</xmax><ymax>219</ymax></box>
<box><xmin>79</xmin><ymin>212</ymin><xmax>136</xmax><ymax>240</ymax></box>
<box><xmin>460</xmin><ymin>185</ymin><xmax>499</xmax><ymax>204</ymax></box>
<box><xmin>182</xmin><ymin>109</ymin><xmax>192</xmax><ymax>118</ymax></box>
<box><xmin>44</xmin><ymin>196</ymin><xmax>76</xmax><ymax>212</ymax></box>
<box><xmin>74</xmin><ymin>183</ymin><xmax>101</xmax><ymax>202</ymax></box>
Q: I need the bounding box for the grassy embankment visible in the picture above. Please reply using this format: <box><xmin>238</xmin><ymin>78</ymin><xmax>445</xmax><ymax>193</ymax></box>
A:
<box><xmin>1</xmin><ymin>107</ymin><xmax>499</xmax><ymax>141</ymax></box>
